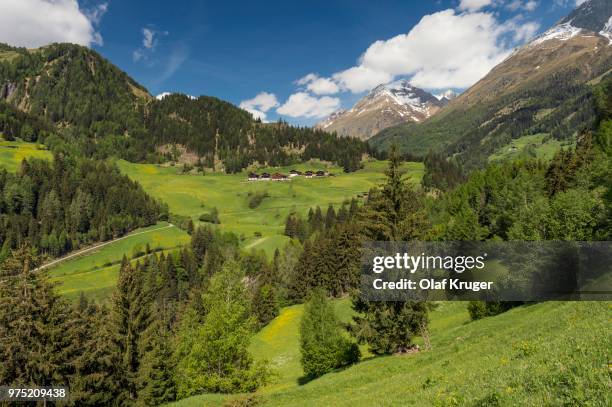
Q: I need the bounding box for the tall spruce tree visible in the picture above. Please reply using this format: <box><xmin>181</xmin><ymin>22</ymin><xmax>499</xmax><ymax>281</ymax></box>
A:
<box><xmin>136</xmin><ymin>318</ymin><xmax>176</xmax><ymax>406</ymax></box>
<box><xmin>0</xmin><ymin>245</ymin><xmax>73</xmax><ymax>387</ymax></box>
<box><xmin>350</xmin><ymin>146</ymin><xmax>431</xmax><ymax>354</ymax></box>
<box><xmin>112</xmin><ymin>256</ymin><xmax>153</xmax><ymax>402</ymax></box>
<box><xmin>69</xmin><ymin>304</ymin><xmax>124</xmax><ymax>406</ymax></box>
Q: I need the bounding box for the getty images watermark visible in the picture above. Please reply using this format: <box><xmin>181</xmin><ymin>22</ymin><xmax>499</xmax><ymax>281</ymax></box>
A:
<box><xmin>360</xmin><ymin>241</ymin><xmax>612</xmax><ymax>301</ymax></box>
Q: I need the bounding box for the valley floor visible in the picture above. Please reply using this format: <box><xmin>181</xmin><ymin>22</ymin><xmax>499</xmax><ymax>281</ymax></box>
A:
<box><xmin>116</xmin><ymin>159</ymin><xmax>423</xmax><ymax>257</ymax></box>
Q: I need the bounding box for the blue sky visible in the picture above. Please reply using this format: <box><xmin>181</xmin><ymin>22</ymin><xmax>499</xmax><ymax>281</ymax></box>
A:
<box><xmin>0</xmin><ymin>0</ymin><xmax>583</xmax><ymax>125</ymax></box>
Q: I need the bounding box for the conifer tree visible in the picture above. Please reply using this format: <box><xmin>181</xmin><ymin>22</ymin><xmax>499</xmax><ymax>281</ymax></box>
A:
<box><xmin>69</xmin><ymin>304</ymin><xmax>124</xmax><ymax>406</ymax></box>
<box><xmin>112</xmin><ymin>256</ymin><xmax>153</xmax><ymax>402</ymax></box>
<box><xmin>252</xmin><ymin>283</ymin><xmax>279</xmax><ymax>327</ymax></box>
<box><xmin>0</xmin><ymin>246</ymin><xmax>73</xmax><ymax>386</ymax></box>
<box><xmin>136</xmin><ymin>319</ymin><xmax>176</xmax><ymax>406</ymax></box>
<box><xmin>325</xmin><ymin>204</ymin><xmax>336</xmax><ymax>230</ymax></box>
<box><xmin>284</xmin><ymin>214</ymin><xmax>297</xmax><ymax>238</ymax></box>
<box><xmin>350</xmin><ymin>146</ymin><xmax>431</xmax><ymax>354</ymax></box>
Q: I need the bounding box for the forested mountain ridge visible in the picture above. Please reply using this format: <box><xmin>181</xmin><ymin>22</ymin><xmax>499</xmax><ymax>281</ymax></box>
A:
<box><xmin>370</xmin><ymin>1</ymin><xmax>612</xmax><ymax>169</ymax></box>
<box><xmin>148</xmin><ymin>94</ymin><xmax>368</xmax><ymax>172</ymax></box>
<box><xmin>0</xmin><ymin>43</ymin><xmax>368</xmax><ymax>171</ymax></box>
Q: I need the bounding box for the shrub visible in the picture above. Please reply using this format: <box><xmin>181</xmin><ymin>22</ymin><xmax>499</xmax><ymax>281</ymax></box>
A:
<box><xmin>299</xmin><ymin>289</ymin><xmax>360</xmax><ymax>379</ymax></box>
<box><xmin>468</xmin><ymin>301</ymin><xmax>523</xmax><ymax>320</ymax></box>
<box><xmin>199</xmin><ymin>207</ymin><xmax>220</xmax><ymax>224</ymax></box>
<box><xmin>247</xmin><ymin>191</ymin><xmax>269</xmax><ymax>209</ymax></box>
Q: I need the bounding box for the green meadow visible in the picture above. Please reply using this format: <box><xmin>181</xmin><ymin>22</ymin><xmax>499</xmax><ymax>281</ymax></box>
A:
<box><xmin>488</xmin><ymin>133</ymin><xmax>574</xmax><ymax>163</ymax></box>
<box><xmin>171</xmin><ymin>300</ymin><xmax>610</xmax><ymax>407</ymax></box>
<box><xmin>48</xmin><ymin>222</ymin><xmax>190</xmax><ymax>301</ymax></box>
<box><xmin>117</xmin><ymin>159</ymin><xmax>424</xmax><ymax>256</ymax></box>
<box><xmin>0</xmin><ymin>146</ymin><xmax>422</xmax><ymax>299</ymax></box>
<box><xmin>0</xmin><ymin>137</ymin><xmax>52</xmax><ymax>172</ymax></box>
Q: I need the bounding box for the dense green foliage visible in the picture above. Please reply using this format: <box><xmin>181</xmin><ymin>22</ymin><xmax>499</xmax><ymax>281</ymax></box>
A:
<box><xmin>0</xmin><ymin>223</ymin><xmax>276</xmax><ymax>405</ymax></box>
<box><xmin>422</xmin><ymin>152</ymin><xmax>465</xmax><ymax>191</ymax></box>
<box><xmin>0</xmin><ymin>43</ymin><xmax>369</xmax><ymax>172</ymax></box>
<box><xmin>0</xmin><ymin>100</ymin><xmax>54</xmax><ymax>141</ymax></box>
<box><xmin>299</xmin><ymin>289</ymin><xmax>359</xmax><ymax>378</ymax></box>
<box><xmin>0</xmin><ymin>155</ymin><xmax>164</xmax><ymax>262</ymax></box>
<box><xmin>174</xmin><ymin>260</ymin><xmax>269</xmax><ymax>396</ymax></box>
<box><xmin>148</xmin><ymin>96</ymin><xmax>368</xmax><ymax>172</ymax></box>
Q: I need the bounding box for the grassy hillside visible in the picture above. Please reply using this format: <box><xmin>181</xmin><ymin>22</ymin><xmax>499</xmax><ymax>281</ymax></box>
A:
<box><xmin>117</xmin><ymin>159</ymin><xmax>423</xmax><ymax>256</ymax></box>
<box><xmin>487</xmin><ymin>133</ymin><xmax>574</xmax><ymax>163</ymax></box>
<box><xmin>171</xmin><ymin>301</ymin><xmax>610</xmax><ymax>406</ymax></box>
<box><xmin>48</xmin><ymin>222</ymin><xmax>189</xmax><ymax>301</ymax></box>
<box><xmin>0</xmin><ymin>137</ymin><xmax>52</xmax><ymax>171</ymax></box>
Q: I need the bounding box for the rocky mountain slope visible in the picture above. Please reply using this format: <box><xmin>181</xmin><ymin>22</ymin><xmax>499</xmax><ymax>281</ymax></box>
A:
<box><xmin>370</xmin><ymin>0</ymin><xmax>612</xmax><ymax>168</ymax></box>
<box><xmin>316</xmin><ymin>80</ymin><xmax>450</xmax><ymax>140</ymax></box>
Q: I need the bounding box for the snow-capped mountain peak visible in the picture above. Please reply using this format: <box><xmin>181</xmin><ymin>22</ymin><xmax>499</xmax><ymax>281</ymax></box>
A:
<box><xmin>315</xmin><ymin>81</ymin><xmax>447</xmax><ymax>140</ymax></box>
<box><xmin>558</xmin><ymin>0</ymin><xmax>611</xmax><ymax>32</ymax></box>
<box><xmin>435</xmin><ymin>89</ymin><xmax>458</xmax><ymax>102</ymax></box>
<box><xmin>530</xmin><ymin>0</ymin><xmax>612</xmax><ymax>46</ymax></box>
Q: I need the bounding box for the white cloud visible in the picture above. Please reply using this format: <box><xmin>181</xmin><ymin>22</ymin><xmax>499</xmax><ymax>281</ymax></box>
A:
<box><xmin>504</xmin><ymin>19</ymin><xmax>540</xmax><ymax>42</ymax></box>
<box><xmin>296</xmin><ymin>73</ymin><xmax>340</xmax><ymax>95</ymax></box>
<box><xmin>459</xmin><ymin>0</ymin><xmax>493</xmax><ymax>12</ymax></box>
<box><xmin>133</xmin><ymin>27</ymin><xmax>169</xmax><ymax>62</ymax></box>
<box><xmin>240</xmin><ymin>92</ymin><xmax>280</xmax><ymax>121</ymax></box>
<box><xmin>317</xmin><ymin>8</ymin><xmax>539</xmax><ymax>92</ymax></box>
<box><xmin>296</xmin><ymin>73</ymin><xmax>318</xmax><ymax>85</ymax></box>
<box><xmin>143</xmin><ymin>28</ymin><xmax>156</xmax><ymax>49</ymax></box>
<box><xmin>332</xmin><ymin>66</ymin><xmax>394</xmax><ymax>94</ymax></box>
<box><xmin>0</xmin><ymin>0</ymin><xmax>105</xmax><ymax>48</ymax></box>
<box><xmin>156</xmin><ymin>45</ymin><xmax>189</xmax><ymax>83</ymax></box>
<box><xmin>506</xmin><ymin>0</ymin><xmax>538</xmax><ymax>11</ymax></box>
<box><xmin>276</xmin><ymin>92</ymin><xmax>340</xmax><ymax>119</ymax></box>
<box><xmin>132</xmin><ymin>49</ymin><xmax>145</xmax><ymax>62</ymax></box>
<box><xmin>85</xmin><ymin>2</ymin><xmax>108</xmax><ymax>24</ymax></box>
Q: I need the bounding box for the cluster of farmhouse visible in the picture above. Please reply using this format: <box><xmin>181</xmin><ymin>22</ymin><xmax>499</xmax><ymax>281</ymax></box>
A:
<box><xmin>247</xmin><ymin>169</ymin><xmax>333</xmax><ymax>181</ymax></box>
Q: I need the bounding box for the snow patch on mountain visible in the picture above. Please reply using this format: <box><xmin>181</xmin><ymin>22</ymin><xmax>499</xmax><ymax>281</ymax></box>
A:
<box><xmin>435</xmin><ymin>90</ymin><xmax>458</xmax><ymax>102</ymax></box>
<box><xmin>530</xmin><ymin>23</ymin><xmax>583</xmax><ymax>46</ymax></box>
<box><xmin>156</xmin><ymin>92</ymin><xmax>196</xmax><ymax>100</ymax></box>
<box><xmin>600</xmin><ymin>16</ymin><xmax>612</xmax><ymax>43</ymax></box>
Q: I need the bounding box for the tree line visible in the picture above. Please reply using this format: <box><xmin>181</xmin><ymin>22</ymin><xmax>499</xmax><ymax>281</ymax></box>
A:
<box><xmin>0</xmin><ymin>155</ymin><xmax>166</xmax><ymax>262</ymax></box>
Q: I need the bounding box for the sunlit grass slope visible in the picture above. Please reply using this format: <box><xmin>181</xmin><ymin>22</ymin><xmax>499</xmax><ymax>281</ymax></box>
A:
<box><xmin>171</xmin><ymin>301</ymin><xmax>610</xmax><ymax>406</ymax></box>
<box><xmin>117</xmin><ymin>159</ymin><xmax>423</xmax><ymax>256</ymax></box>
<box><xmin>488</xmin><ymin>133</ymin><xmax>574</xmax><ymax>163</ymax></box>
<box><xmin>0</xmin><ymin>137</ymin><xmax>52</xmax><ymax>172</ymax></box>
<box><xmin>49</xmin><ymin>222</ymin><xmax>189</xmax><ymax>301</ymax></box>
